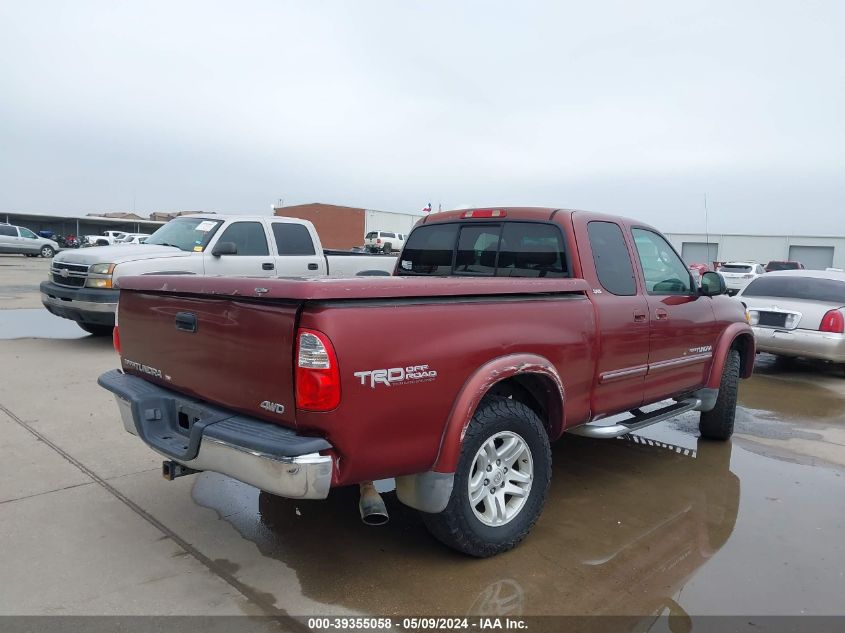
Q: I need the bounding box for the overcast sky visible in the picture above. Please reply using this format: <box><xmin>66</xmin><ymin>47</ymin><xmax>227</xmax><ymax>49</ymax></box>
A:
<box><xmin>1</xmin><ymin>1</ymin><xmax>843</xmax><ymax>234</ymax></box>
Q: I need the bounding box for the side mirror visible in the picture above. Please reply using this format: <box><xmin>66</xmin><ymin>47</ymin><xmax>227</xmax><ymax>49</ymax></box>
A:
<box><xmin>211</xmin><ymin>241</ymin><xmax>237</xmax><ymax>257</ymax></box>
<box><xmin>699</xmin><ymin>271</ymin><xmax>726</xmax><ymax>297</ymax></box>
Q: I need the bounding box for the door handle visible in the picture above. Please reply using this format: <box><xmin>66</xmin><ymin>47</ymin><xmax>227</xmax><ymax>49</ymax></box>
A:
<box><xmin>262</xmin><ymin>263</ymin><xmax>274</xmax><ymax>271</ymax></box>
<box><xmin>307</xmin><ymin>263</ymin><xmax>318</xmax><ymax>270</ymax></box>
<box><xmin>633</xmin><ymin>309</ymin><xmax>647</xmax><ymax>323</ymax></box>
<box><xmin>656</xmin><ymin>308</ymin><xmax>669</xmax><ymax>320</ymax></box>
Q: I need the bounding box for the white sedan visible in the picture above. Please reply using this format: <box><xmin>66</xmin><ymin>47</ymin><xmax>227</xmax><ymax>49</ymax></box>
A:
<box><xmin>738</xmin><ymin>270</ymin><xmax>845</xmax><ymax>365</ymax></box>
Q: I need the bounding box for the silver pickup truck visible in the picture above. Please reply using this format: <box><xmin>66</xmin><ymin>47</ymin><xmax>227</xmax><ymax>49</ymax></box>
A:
<box><xmin>41</xmin><ymin>214</ymin><xmax>396</xmax><ymax>335</ymax></box>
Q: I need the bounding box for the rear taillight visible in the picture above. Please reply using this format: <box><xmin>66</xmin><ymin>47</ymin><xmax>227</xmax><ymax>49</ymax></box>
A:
<box><xmin>112</xmin><ymin>325</ymin><xmax>121</xmax><ymax>355</ymax></box>
<box><xmin>295</xmin><ymin>329</ymin><xmax>341</xmax><ymax>411</ymax></box>
<box><xmin>376</xmin><ymin>238</ymin><xmax>381</xmax><ymax>244</ymax></box>
<box><xmin>820</xmin><ymin>309</ymin><xmax>845</xmax><ymax>334</ymax></box>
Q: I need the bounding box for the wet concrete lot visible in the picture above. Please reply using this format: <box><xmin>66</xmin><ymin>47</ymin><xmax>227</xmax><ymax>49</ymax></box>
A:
<box><xmin>1</xmin><ymin>255</ymin><xmax>844</xmax><ymax>619</ymax></box>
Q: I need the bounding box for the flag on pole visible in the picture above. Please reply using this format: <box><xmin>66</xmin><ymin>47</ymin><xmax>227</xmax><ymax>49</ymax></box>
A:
<box><xmin>422</xmin><ymin>202</ymin><xmax>432</xmax><ymax>213</ymax></box>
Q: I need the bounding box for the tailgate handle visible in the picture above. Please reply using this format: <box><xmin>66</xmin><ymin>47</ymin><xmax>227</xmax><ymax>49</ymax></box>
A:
<box><xmin>308</xmin><ymin>263</ymin><xmax>318</xmax><ymax>270</ymax></box>
<box><xmin>175</xmin><ymin>312</ymin><xmax>197</xmax><ymax>333</ymax></box>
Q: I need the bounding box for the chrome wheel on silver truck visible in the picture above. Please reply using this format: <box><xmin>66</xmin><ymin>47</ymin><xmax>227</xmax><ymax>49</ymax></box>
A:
<box><xmin>422</xmin><ymin>397</ymin><xmax>551</xmax><ymax>557</ymax></box>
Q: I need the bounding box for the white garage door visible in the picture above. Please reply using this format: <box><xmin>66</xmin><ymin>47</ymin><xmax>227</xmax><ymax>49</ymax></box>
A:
<box><xmin>788</xmin><ymin>245</ymin><xmax>834</xmax><ymax>270</ymax></box>
<box><xmin>681</xmin><ymin>242</ymin><xmax>719</xmax><ymax>265</ymax></box>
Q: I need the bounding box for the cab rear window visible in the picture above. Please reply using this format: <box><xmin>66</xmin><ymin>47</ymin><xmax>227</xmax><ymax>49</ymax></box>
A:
<box><xmin>400</xmin><ymin>222</ymin><xmax>569</xmax><ymax>278</ymax></box>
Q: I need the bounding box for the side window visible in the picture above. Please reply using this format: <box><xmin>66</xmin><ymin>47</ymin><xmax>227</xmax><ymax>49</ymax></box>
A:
<box><xmin>632</xmin><ymin>228</ymin><xmax>692</xmax><ymax>294</ymax></box>
<box><xmin>0</xmin><ymin>225</ymin><xmax>18</xmax><ymax>237</ymax></box>
<box><xmin>216</xmin><ymin>222</ymin><xmax>269</xmax><ymax>256</ymax></box>
<box><xmin>455</xmin><ymin>225</ymin><xmax>501</xmax><ymax>275</ymax></box>
<box><xmin>756</xmin><ymin>264</ymin><xmax>764</xmax><ymax>275</ymax></box>
<box><xmin>400</xmin><ymin>224</ymin><xmax>459</xmax><ymax>275</ymax></box>
<box><xmin>20</xmin><ymin>228</ymin><xmax>37</xmax><ymax>239</ymax></box>
<box><xmin>272</xmin><ymin>223</ymin><xmax>316</xmax><ymax>256</ymax></box>
<box><xmin>587</xmin><ymin>221</ymin><xmax>637</xmax><ymax>295</ymax></box>
<box><xmin>497</xmin><ymin>223</ymin><xmax>569</xmax><ymax>278</ymax></box>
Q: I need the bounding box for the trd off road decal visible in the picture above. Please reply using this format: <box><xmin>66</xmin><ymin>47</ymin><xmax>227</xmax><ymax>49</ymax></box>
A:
<box><xmin>354</xmin><ymin>364</ymin><xmax>438</xmax><ymax>389</ymax></box>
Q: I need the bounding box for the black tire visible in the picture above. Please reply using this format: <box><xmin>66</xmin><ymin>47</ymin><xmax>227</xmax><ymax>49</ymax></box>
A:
<box><xmin>422</xmin><ymin>397</ymin><xmax>551</xmax><ymax>557</ymax></box>
<box><xmin>699</xmin><ymin>349</ymin><xmax>740</xmax><ymax>440</ymax></box>
<box><xmin>40</xmin><ymin>245</ymin><xmax>56</xmax><ymax>258</ymax></box>
<box><xmin>382</xmin><ymin>243</ymin><xmax>392</xmax><ymax>254</ymax></box>
<box><xmin>78</xmin><ymin>323</ymin><xmax>113</xmax><ymax>336</ymax></box>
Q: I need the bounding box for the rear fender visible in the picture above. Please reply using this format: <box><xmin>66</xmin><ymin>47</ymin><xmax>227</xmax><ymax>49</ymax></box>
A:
<box><xmin>706</xmin><ymin>322</ymin><xmax>755</xmax><ymax>389</ymax></box>
<box><xmin>431</xmin><ymin>353</ymin><xmax>564</xmax><ymax>474</ymax></box>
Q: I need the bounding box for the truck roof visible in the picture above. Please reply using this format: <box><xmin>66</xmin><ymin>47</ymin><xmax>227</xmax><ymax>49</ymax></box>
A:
<box><xmin>169</xmin><ymin>214</ymin><xmax>306</xmax><ymax>223</ymax></box>
<box><xmin>419</xmin><ymin>207</ymin><xmax>646</xmax><ymax>228</ymax></box>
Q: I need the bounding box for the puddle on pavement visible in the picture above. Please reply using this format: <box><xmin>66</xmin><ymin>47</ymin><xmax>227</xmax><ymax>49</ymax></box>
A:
<box><xmin>0</xmin><ymin>308</ymin><xmax>88</xmax><ymax>339</ymax></box>
<box><xmin>190</xmin><ymin>429</ymin><xmax>845</xmax><ymax>618</ymax></box>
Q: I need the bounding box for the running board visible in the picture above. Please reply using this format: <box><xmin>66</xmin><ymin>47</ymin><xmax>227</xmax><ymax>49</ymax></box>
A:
<box><xmin>568</xmin><ymin>399</ymin><xmax>701</xmax><ymax>439</ymax></box>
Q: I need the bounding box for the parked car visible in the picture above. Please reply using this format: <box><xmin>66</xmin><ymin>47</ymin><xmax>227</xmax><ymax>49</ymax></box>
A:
<box><xmin>717</xmin><ymin>261</ymin><xmax>765</xmax><ymax>295</ymax></box>
<box><xmin>738</xmin><ymin>269</ymin><xmax>845</xmax><ymax>367</ymax></box>
<box><xmin>764</xmin><ymin>260</ymin><xmax>805</xmax><ymax>272</ymax></box>
<box><xmin>41</xmin><ymin>215</ymin><xmax>398</xmax><ymax>335</ymax></box>
<box><xmin>99</xmin><ymin>207</ymin><xmax>754</xmax><ymax>557</ymax></box>
<box><xmin>84</xmin><ymin>230</ymin><xmax>129</xmax><ymax>247</ymax></box>
<box><xmin>0</xmin><ymin>223</ymin><xmax>59</xmax><ymax>258</ymax></box>
<box><xmin>115</xmin><ymin>233</ymin><xmax>150</xmax><ymax>245</ymax></box>
<box><xmin>365</xmin><ymin>230</ymin><xmax>405</xmax><ymax>253</ymax></box>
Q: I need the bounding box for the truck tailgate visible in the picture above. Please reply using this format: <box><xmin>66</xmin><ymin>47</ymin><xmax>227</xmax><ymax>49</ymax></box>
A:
<box><xmin>117</xmin><ymin>290</ymin><xmax>301</xmax><ymax>427</ymax></box>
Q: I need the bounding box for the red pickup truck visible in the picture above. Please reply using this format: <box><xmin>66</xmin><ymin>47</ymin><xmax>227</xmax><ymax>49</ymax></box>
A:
<box><xmin>99</xmin><ymin>207</ymin><xmax>754</xmax><ymax>557</ymax></box>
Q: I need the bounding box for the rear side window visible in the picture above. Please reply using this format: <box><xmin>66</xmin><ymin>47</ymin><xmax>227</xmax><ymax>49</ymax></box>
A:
<box><xmin>400</xmin><ymin>223</ymin><xmax>459</xmax><ymax>275</ymax></box>
<box><xmin>587</xmin><ymin>221</ymin><xmax>637</xmax><ymax>295</ymax></box>
<box><xmin>381</xmin><ymin>232</ymin><xmax>396</xmax><ymax>238</ymax></box>
<box><xmin>217</xmin><ymin>222</ymin><xmax>269</xmax><ymax>256</ymax></box>
<box><xmin>743</xmin><ymin>276</ymin><xmax>845</xmax><ymax>303</ymax></box>
<box><xmin>272</xmin><ymin>223</ymin><xmax>316</xmax><ymax>256</ymax></box>
<box><xmin>0</xmin><ymin>225</ymin><xmax>17</xmax><ymax>236</ymax></box>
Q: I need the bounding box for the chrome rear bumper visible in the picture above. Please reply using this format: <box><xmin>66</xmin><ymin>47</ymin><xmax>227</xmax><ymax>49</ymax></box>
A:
<box><xmin>99</xmin><ymin>370</ymin><xmax>333</xmax><ymax>499</ymax></box>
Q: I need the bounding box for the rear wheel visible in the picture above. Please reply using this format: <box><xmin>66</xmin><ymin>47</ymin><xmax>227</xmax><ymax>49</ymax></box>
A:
<box><xmin>382</xmin><ymin>243</ymin><xmax>393</xmax><ymax>253</ymax></box>
<box><xmin>699</xmin><ymin>349</ymin><xmax>740</xmax><ymax>440</ymax></box>
<box><xmin>422</xmin><ymin>397</ymin><xmax>551</xmax><ymax>557</ymax></box>
<box><xmin>78</xmin><ymin>323</ymin><xmax>113</xmax><ymax>336</ymax></box>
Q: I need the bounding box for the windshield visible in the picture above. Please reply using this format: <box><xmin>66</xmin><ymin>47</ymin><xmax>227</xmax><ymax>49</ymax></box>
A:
<box><xmin>145</xmin><ymin>217</ymin><xmax>223</xmax><ymax>252</ymax></box>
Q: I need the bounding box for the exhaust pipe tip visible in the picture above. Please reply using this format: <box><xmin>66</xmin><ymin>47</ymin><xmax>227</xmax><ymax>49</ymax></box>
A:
<box><xmin>359</xmin><ymin>481</ymin><xmax>389</xmax><ymax>526</ymax></box>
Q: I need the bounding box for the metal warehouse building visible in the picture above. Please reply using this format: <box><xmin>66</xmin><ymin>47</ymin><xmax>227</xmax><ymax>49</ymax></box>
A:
<box><xmin>2</xmin><ymin>211</ymin><xmax>165</xmax><ymax>239</ymax></box>
<box><xmin>274</xmin><ymin>203</ymin><xmax>424</xmax><ymax>249</ymax></box>
<box><xmin>666</xmin><ymin>232</ymin><xmax>845</xmax><ymax>270</ymax></box>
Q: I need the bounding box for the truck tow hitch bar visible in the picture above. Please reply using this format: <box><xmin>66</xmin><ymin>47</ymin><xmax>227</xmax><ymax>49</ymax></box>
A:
<box><xmin>162</xmin><ymin>460</ymin><xmax>201</xmax><ymax>481</ymax></box>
